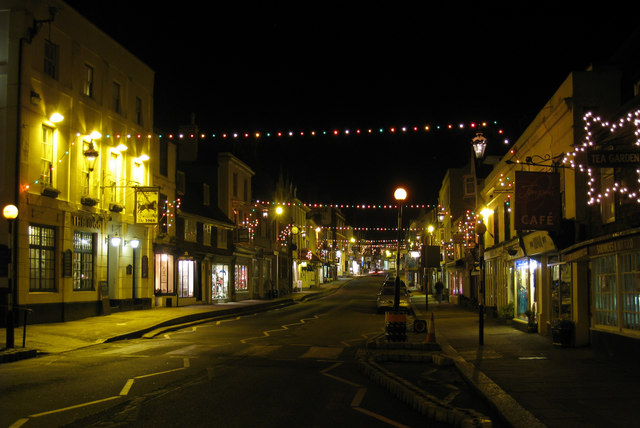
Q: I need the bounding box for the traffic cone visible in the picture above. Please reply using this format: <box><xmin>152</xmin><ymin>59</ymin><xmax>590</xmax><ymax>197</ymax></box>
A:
<box><xmin>426</xmin><ymin>312</ymin><xmax>436</xmax><ymax>343</ymax></box>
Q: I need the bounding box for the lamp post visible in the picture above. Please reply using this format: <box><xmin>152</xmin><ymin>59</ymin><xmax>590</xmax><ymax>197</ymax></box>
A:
<box><xmin>393</xmin><ymin>187</ymin><xmax>406</xmax><ymax>312</ymax></box>
<box><xmin>3</xmin><ymin>204</ymin><xmax>18</xmax><ymax>348</ymax></box>
<box><xmin>471</xmin><ymin>132</ymin><xmax>488</xmax><ymax>345</ymax></box>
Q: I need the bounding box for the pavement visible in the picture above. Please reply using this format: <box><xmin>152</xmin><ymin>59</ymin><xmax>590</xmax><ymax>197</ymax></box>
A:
<box><xmin>2</xmin><ymin>279</ymin><xmax>640</xmax><ymax>428</ymax></box>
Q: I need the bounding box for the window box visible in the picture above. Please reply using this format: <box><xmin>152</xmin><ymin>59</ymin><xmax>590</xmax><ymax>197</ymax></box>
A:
<box><xmin>109</xmin><ymin>203</ymin><xmax>124</xmax><ymax>213</ymax></box>
<box><xmin>41</xmin><ymin>185</ymin><xmax>61</xmax><ymax>198</ymax></box>
<box><xmin>81</xmin><ymin>196</ymin><xmax>99</xmax><ymax>207</ymax></box>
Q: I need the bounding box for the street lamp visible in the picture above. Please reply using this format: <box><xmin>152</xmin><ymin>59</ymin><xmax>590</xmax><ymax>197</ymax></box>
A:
<box><xmin>471</xmin><ymin>132</ymin><xmax>488</xmax><ymax>345</ymax></box>
<box><xmin>3</xmin><ymin>204</ymin><xmax>18</xmax><ymax>348</ymax></box>
<box><xmin>393</xmin><ymin>187</ymin><xmax>406</xmax><ymax>312</ymax></box>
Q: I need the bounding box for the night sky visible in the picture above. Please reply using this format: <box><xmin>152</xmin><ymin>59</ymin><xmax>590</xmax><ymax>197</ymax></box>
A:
<box><xmin>63</xmin><ymin>2</ymin><xmax>638</xmax><ymax>231</ymax></box>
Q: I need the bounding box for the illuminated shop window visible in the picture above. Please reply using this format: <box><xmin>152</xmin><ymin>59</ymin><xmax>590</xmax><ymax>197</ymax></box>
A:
<box><xmin>212</xmin><ymin>264</ymin><xmax>229</xmax><ymax>300</ymax></box>
<box><xmin>235</xmin><ymin>264</ymin><xmax>248</xmax><ymax>291</ymax></box>
<box><xmin>29</xmin><ymin>224</ymin><xmax>56</xmax><ymax>291</ymax></box>
<box><xmin>155</xmin><ymin>253</ymin><xmax>174</xmax><ymax>294</ymax></box>
<box><xmin>73</xmin><ymin>231</ymin><xmax>94</xmax><ymax>291</ymax></box>
<box><xmin>178</xmin><ymin>259</ymin><xmax>195</xmax><ymax>297</ymax></box>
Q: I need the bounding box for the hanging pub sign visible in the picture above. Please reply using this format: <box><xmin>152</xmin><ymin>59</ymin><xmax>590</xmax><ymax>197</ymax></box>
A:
<box><xmin>135</xmin><ymin>187</ymin><xmax>159</xmax><ymax>224</ymax></box>
<box><xmin>514</xmin><ymin>171</ymin><xmax>561</xmax><ymax>231</ymax></box>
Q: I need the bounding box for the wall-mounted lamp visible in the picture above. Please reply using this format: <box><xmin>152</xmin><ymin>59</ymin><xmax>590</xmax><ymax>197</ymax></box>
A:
<box><xmin>83</xmin><ymin>142</ymin><xmax>99</xmax><ymax>171</ymax></box>
<box><xmin>472</xmin><ymin>132</ymin><xmax>488</xmax><ymax>159</ymax></box>
<box><xmin>49</xmin><ymin>112</ymin><xmax>64</xmax><ymax>123</ymax></box>
<box><xmin>137</xmin><ymin>154</ymin><xmax>150</xmax><ymax>162</ymax></box>
<box><xmin>128</xmin><ymin>238</ymin><xmax>140</xmax><ymax>249</ymax></box>
<box><xmin>115</xmin><ymin>143</ymin><xmax>128</xmax><ymax>152</ymax></box>
<box><xmin>110</xmin><ymin>236</ymin><xmax>121</xmax><ymax>247</ymax></box>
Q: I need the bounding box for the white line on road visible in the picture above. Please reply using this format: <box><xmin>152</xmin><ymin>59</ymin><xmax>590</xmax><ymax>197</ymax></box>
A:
<box><xmin>28</xmin><ymin>396</ymin><xmax>121</xmax><ymax>418</ymax></box>
<box><xmin>350</xmin><ymin>388</ymin><xmax>367</xmax><ymax>407</ymax></box>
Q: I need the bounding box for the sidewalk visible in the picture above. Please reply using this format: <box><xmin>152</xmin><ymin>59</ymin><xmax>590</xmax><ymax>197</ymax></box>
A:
<box><xmin>410</xmin><ymin>295</ymin><xmax>640</xmax><ymax>428</ymax></box>
<box><xmin>0</xmin><ymin>279</ymin><xmax>347</xmax><ymax>362</ymax></box>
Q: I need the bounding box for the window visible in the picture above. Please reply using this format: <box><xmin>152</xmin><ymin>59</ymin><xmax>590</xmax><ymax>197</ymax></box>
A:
<box><xmin>44</xmin><ymin>39</ymin><xmax>59</xmax><ymax>79</ymax></box>
<box><xmin>159</xmin><ymin>193</ymin><xmax>168</xmax><ymax>234</ymax></box>
<box><xmin>176</xmin><ymin>171</ymin><xmax>185</xmax><ymax>195</ymax></box>
<box><xmin>601</xmin><ymin>168</ymin><xmax>615</xmax><ymax>224</ymax></box>
<box><xmin>203</xmin><ymin>224</ymin><xmax>212</xmax><ymax>246</ymax></box>
<box><xmin>178</xmin><ymin>259</ymin><xmax>195</xmax><ymax>297</ymax></box>
<box><xmin>493</xmin><ymin>206</ymin><xmax>500</xmax><ymax>244</ymax></box>
<box><xmin>463</xmin><ymin>175</ymin><xmax>475</xmax><ymax>197</ymax></box>
<box><xmin>112</xmin><ymin>82</ymin><xmax>121</xmax><ymax>113</ymax></box>
<box><xmin>135</xmin><ymin>97</ymin><xmax>143</xmax><ymax>125</ymax></box>
<box><xmin>232</xmin><ymin>173</ymin><xmax>238</xmax><ymax>197</ymax></box>
<box><xmin>29</xmin><ymin>225</ymin><xmax>56</xmax><ymax>291</ymax></box>
<box><xmin>235</xmin><ymin>264</ymin><xmax>248</xmax><ymax>291</ymax></box>
<box><xmin>203</xmin><ymin>183</ymin><xmax>210</xmax><ymax>206</ymax></box>
<box><xmin>594</xmin><ymin>254</ymin><xmax>617</xmax><ymax>327</ymax></box>
<box><xmin>217</xmin><ymin>228</ymin><xmax>227</xmax><ymax>249</ymax></box>
<box><xmin>503</xmin><ymin>200</ymin><xmax>511</xmax><ymax>241</ymax></box>
<box><xmin>73</xmin><ymin>231</ymin><xmax>94</xmax><ymax>290</ymax></box>
<box><xmin>620</xmin><ymin>252</ymin><xmax>640</xmax><ymax>331</ymax></box>
<box><xmin>83</xmin><ymin>65</ymin><xmax>94</xmax><ymax>97</ymax></box>
<box><xmin>184</xmin><ymin>218</ymin><xmax>197</xmax><ymax>242</ymax></box>
<box><xmin>159</xmin><ymin>139</ymin><xmax>168</xmax><ymax>177</ymax></box>
<box><xmin>243</xmin><ymin>178</ymin><xmax>248</xmax><ymax>202</ymax></box>
<box><xmin>155</xmin><ymin>253</ymin><xmax>174</xmax><ymax>294</ymax></box>
<box><xmin>41</xmin><ymin>125</ymin><xmax>54</xmax><ymax>186</ymax></box>
<box><xmin>108</xmin><ymin>151</ymin><xmax>123</xmax><ymax>203</ymax></box>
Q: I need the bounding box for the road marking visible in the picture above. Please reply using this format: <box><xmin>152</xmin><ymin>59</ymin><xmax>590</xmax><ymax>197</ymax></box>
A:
<box><xmin>350</xmin><ymin>388</ymin><xmax>367</xmax><ymax>407</ymax></box>
<box><xmin>8</xmin><ymin>418</ymin><xmax>29</xmax><ymax>428</ymax></box>
<box><xmin>240</xmin><ymin>314</ymin><xmax>319</xmax><ymax>343</ymax></box>
<box><xmin>28</xmin><ymin>396</ymin><xmax>121</xmax><ymax>418</ymax></box>
<box><xmin>320</xmin><ymin>362</ymin><xmax>362</xmax><ymax>388</ymax></box>
<box><xmin>353</xmin><ymin>406</ymin><xmax>411</xmax><ymax>428</ymax></box>
<box><xmin>216</xmin><ymin>316</ymin><xmax>241</xmax><ymax>325</ymax></box>
<box><xmin>518</xmin><ymin>356</ymin><xmax>547</xmax><ymax>360</ymax></box>
<box><xmin>120</xmin><ymin>379</ymin><xmax>135</xmax><ymax>395</ymax></box>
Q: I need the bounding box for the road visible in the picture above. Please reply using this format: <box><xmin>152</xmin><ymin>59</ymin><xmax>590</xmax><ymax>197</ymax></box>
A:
<box><xmin>1</xmin><ymin>276</ymin><xmax>450</xmax><ymax>428</ymax></box>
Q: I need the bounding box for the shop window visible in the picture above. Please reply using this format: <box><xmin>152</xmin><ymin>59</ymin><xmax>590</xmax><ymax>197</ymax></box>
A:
<box><xmin>620</xmin><ymin>251</ymin><xmax>640</xmax><ymax>331</ymax></box>
<box><xmin>593</xmin><ymin>254</ymin><xmax>617</xmax><ymax>327</ymax></box>
<box><xmin>515</xmin><ymin>258</ymin><xmax>538</xmax><ymax>321</ymax></box>
<box><xmin>551</xmin><ymin>263</ymin><xmax>572</xmax><ymax>321</ymax></box>
<box><xmin>212</xmin><ymin>264</ymin><xmax>229</xmax><ymax>300</ymax></box>
<box><xmin>155</xmin><ymin>253</ymin><xmax>174</xmax><ymax>294</ymax></box>
<box><xmin>73</xmin><ymin>231</ymin><xmax>94</xmax><ymax>290</ymax></box>
<box><xmin>178</xmin><ymin>259</ymin><xmax>195</xmax><ymax>297</ymax></box>
<box><xmin>235</xmin><ymin>264</ymin><xmax>248</xmax><ymax>291</ymax></box>
<box><xmin>29</xmin><ymin>224</ymin><xmax>56</xmax><ymax>291</ymax></box>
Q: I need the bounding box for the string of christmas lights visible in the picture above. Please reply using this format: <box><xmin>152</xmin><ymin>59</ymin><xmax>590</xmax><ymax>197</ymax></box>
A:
<box><xmin>563</xmin><ymin>109</ymin><xmax>640</xmax><ymax>205</ymax></box>
<box><xmin>254</xmin><ymin>200</ymin><xmax>437</xmax><ymax>209</ymax></box>
<box><xmin>159</xmin><ymin>120</ymin><xmax>511</xmax><ymax>144</ymax></box>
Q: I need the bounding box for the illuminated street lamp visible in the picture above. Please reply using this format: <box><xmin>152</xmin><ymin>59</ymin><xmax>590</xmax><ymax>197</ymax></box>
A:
<box><xmin>471</xmin><ymin>133</ymin><xmax>489</xmax><ymax>345</ymax></box>
<box><xmin>393</xmin><ymin>187</ymin><xmax>406</xmax><ymax>312</ymax></box>
<box><xmin>3</xmin><ymin>204</ymin><xmax>18</xmax><ymax>348</ymax></box>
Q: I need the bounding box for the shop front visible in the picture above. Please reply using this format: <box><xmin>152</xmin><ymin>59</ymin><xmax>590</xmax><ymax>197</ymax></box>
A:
<box><xmin>211</xmin><ymin>261</ymin><xmax>230</xmax><ymax>302</ymax></box>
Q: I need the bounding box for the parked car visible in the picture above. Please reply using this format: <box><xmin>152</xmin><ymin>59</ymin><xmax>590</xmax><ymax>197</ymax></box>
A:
<box><xmin>376</xmin><ymin>287</ymin><xmax>411</xmax><ymax>314</ymax></box>
<box><xmin>380</xmin><ymin>278</ymin><xmax>406</xmax><ymax>293</ymax></box>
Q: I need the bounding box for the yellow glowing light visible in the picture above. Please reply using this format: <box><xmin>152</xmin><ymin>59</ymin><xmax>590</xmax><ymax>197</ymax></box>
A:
<box><xmin>49</xmin><ymin>112</ymin><xmax>64</xmax><ymax>123</ymax></box>
<box><xmin>275</xmin><ymin>206</ymin><xmax>284</xmax><ymax>215</ymax></box>
<box><xmin>394</xmin><ymin>187</ymin><xmax>407</xmax><ymax>201</ymax></box>
<box><xmin>89</xmin><ymin>131</ymin><xmax>102</xmax><ymax>140</ymax></box>
<box><xmin>115</xmin><ymin>144</ymin><xmax>128</xmax><ymax>151</ymax></box>
<box><xmin>3</xmin><ymin>204</ymin><xmax>19</xmax><ymax>220</ymax></box>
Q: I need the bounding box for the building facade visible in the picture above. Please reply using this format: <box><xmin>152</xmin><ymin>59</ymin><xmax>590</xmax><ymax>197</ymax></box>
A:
<box><xmin>1</xmin><ymin>0</ymin><xmax>157</xmax><ymax>323</ymax></box>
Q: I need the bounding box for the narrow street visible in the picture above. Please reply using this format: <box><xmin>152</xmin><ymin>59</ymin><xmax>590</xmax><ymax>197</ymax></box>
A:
<box><xmin>2</xmin><ymin>277</ymin><xmax>455</xmax><ymax>428</ymax></box>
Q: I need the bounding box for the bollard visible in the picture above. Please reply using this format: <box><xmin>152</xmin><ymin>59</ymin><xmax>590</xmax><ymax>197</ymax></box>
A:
<box><xmin>385</xmin><ymin>312</ymin><xmax>407</xmax><ymax>342</ymax></box>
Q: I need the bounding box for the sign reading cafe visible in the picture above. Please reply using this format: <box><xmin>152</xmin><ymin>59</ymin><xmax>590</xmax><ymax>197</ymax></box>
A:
<box><xmin>514</xmin><ymin>171</ymin><xmax>561</xmax><ymax>231</ymax></box>
<box><xmin>135</xmin><ymin>187</ymin><xmax>159</xmax><ymax>224</ymax></box>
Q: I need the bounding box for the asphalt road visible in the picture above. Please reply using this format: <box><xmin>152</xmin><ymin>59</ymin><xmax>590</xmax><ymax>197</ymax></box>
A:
<box><xmin>1</xmin><ymin>276</ymin><xmax>453</xmax><ymax>428</ymax></box>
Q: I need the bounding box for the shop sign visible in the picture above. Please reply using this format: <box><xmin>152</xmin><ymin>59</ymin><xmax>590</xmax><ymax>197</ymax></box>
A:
<box><xmin>515</xmin><ymin>171</ymin><xmax>561</xmax><ymax>231</ymax></box>
<box><xmin>522</xmin><ymin>231</ymin><xmax>556</xmax><ymax>256</ymax></box>
<box><xmin>71</xmin><ymin>213</ymin><xmax>102</xmax><ymax>230</ymax></box>
<box><xmin>589</xmin><ymin>236</ymin><xmax>640</xmax><ymax>256</ymax></box>
<box><xmin>135</xmin><ymin>187</ymin><xmax>159</xmax><ymax>224</ymax></box>
<box><xmin>587</xmin><ymin>149</ymin><xmax>640</xmax><ymax>167</ymax></box>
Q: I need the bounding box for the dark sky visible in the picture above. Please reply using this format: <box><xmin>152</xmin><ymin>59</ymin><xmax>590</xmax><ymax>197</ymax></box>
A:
<box><xmin>63</xmin><ymin>2</ymin><xmax>638</xmax><ymax>230</ymax></box>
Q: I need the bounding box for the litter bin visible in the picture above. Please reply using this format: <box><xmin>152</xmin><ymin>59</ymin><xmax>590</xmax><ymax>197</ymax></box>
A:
<box><xmin>551</xmin><ymin>320</ymin><xmax>574</xmax><ymax>348</ymax></box>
